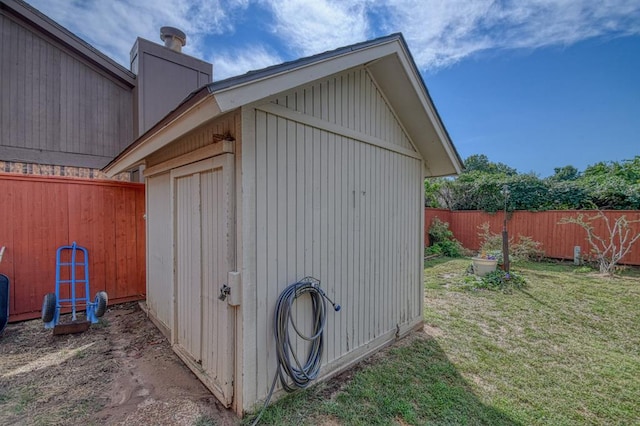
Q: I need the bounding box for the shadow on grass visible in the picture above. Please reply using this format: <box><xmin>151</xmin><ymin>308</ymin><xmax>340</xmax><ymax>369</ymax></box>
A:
<box><xmin>253</xmin><ymin>333</ymin><xmax>521</xmax><ymax>425</ymax></box>
<box><xmin>517</xmin><ymin>288</ymin><xmax>552</xmax><ymax>309</ymax></box>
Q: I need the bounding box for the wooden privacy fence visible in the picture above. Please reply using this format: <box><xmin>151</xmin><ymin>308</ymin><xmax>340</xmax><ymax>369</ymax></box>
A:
<box><xmin>425</xmin><ymin>208</ymin><xmax>640</xmax><ymax>266</ymax></box>
<box><xmin>0</xmin><ymin>174</ymin><xmax>146</xmax><ymax>321</ymax></box>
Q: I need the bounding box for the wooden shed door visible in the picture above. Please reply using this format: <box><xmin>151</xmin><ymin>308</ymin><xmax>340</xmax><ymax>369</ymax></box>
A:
<box><xmin>171</xmin><ymin>154</ymin><xmax>235</xmax><ymax>407</ymax></box>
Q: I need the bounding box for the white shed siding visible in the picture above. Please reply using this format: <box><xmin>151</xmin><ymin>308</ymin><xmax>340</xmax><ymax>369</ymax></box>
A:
<box><xmin>175</xmin><ymin>172</ymin><xmax>203</xmax><ymax>356</ymax></box>
<box><xmin>272</xmin><ymin>67</ymin><xmax>415</xmax><ymax>152</ymax></box>
<box><xmin>146</xmin><ymin>172</ymin><xmax>172</xmax><ymax>334</ymax></box>
<box><xmin>171</xmin><ymin>155</ymin><xmax>236</xmax><ymax>406</ymax></box>
<box><xmin>243</xmin><ymin>78</ymin><xmax>423</xmax><ymax>407</ymax></box>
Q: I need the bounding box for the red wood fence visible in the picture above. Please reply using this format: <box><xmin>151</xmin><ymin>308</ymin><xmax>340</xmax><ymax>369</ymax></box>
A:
<box><xmin>0</xmin><ymin>174</ymin><xmax>146</xmax><ymax>321</ymax></box>
<box><xmin>425</xmin><ymin>208</ymin><xmax>640</xmax><ymax>266</ymax></box>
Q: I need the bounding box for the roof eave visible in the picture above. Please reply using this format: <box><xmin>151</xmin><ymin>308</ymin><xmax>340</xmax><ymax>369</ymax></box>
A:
<box><xmin>208</xmin><ymin>35</ymin><xmax>462</xmax><ymax>177</ymax></box>
<box><xmin>105</xmin><ymin>33</ymin><xmax>463</xmax><ymax>178</ymax></box>
<box><xmin>103</xmin><ymin>89</ymin><xmax>218</xmax><ymax>176</ymax></box>
<box><xmin>365</xmin><ymin>40</ymin><xmax>463</xmax><ymax>177</ymax></box>
<box><xmin>210</xmin><ymin>36</ymin><xmax>405</xmax><ymax>112</ymax></box>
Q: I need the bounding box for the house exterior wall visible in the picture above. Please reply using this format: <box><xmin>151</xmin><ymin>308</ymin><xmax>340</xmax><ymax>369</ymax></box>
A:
<box><xmin>131</xmin><ymin>38</ymin><xmax>212</xmax><ymax>138</ymax></box>
<box><xmin>240</xmin><ymin>67</ymin><xmax>425</xmax><ymax>411</ymax></box>
<box><xmin>0</xmin><ymin>160</ymin><xmax>131</xmax><ymax>181</ymax></box>
<box><xmin>0</xmin><ymin>8</ymin><xmax>134</xmax><ymax>169</ymax></box>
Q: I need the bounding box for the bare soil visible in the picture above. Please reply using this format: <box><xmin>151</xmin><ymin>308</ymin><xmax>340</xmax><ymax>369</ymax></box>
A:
<box><xmin>0</xmin><ymin>302</ymin><xmax>239</xmax><ymax>426</ymax></box>
<box><xmin>1</xmin><ymin>302</ymin><xmax>434</xmax><ymax>426</ymax></box>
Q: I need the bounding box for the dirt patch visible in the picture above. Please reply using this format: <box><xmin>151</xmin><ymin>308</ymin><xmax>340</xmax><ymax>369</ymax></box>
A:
<box><xmin>0</xmin><ymin>302</ymin><xmax>239</xmax><ymax>426</ymax></box>
<box><xmin>423</xmin><ymin>323</ymin><xmax>444</xmax><ymax>337</ymax></box>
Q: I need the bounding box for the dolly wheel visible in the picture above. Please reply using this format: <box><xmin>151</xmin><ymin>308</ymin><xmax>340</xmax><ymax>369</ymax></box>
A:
<box><xmin>42</xmin><ymin>293</ymin><xmax>57</xmax><ymax>323</ymax></box>
<box><xmin>95</xmin><ymin>291</ymin><xmax>108</xmax><ymax>317</ymax></box>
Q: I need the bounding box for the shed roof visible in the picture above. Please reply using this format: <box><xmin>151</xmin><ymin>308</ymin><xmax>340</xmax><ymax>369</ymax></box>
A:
<box><xmin>104</xmin><ymin>33</ymin><xmax>463</xmax><ymax>177</ymax></box>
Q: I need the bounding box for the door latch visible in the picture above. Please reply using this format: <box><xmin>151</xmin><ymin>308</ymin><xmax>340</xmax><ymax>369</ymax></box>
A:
<box><xmin>219</xmin><ymin>284</ymin><xmax>231</xmax><ymax>301</ymax></box>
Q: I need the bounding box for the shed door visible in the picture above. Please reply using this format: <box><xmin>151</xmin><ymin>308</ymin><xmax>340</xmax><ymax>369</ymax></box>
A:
<box><xmin>171</xmin><ymin>154</ymin><xmax>235</xmax><ymax>407</ymax></box>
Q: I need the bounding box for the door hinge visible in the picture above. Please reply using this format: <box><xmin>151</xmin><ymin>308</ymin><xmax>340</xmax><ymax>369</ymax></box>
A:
<box><xmin>219</xmin><ymin>284</ymin><xmax>231</xmax><ymax>301</ymax></box>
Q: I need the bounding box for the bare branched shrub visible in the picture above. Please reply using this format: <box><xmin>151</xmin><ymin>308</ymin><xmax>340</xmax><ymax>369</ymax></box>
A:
<box><xmin>512</xmin><ymin>236</ymin><xmax>545</xmax><ymax>262</ymax></box>
<box><xmin>477</xmin><ymin>222</ymin><xmax>504</xmax><ymax>253</ymax></box>
<box><xmin>559</xmin><ymin>211</ymin><xmax>640</xmax><ymax>275</ymax></box>
<box><xmin>477</xmin><ymin>222</ymin><xmax>545</xmax><ymax>262</ymax></box>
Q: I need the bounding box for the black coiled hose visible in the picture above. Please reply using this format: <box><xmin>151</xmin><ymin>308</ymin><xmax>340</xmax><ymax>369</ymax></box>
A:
<box><xmin>251</xmin><ymin>277</ymin><xmax>339</xmax><ymax>425</ymax></box>
<box><xmin>274</xmin><ymin>277</ymin><xmax>327</xmax><ymax>391</ymax></box>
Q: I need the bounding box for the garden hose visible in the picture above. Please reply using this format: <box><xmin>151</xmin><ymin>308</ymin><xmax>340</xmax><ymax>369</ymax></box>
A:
<box><xmin>251</xmin><ymin>277</ymin><xmax>340</xmax><ymax>425</ymax></box>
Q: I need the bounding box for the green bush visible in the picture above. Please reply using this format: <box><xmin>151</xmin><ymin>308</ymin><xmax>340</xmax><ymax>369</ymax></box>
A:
<box><xmin>426</xmin><ymin>240</ymin><xmax>463</xmax><ymax>257</ymax></box>
<box><xmin>546</xmin><ymin>180</ymin><xmax>590</xmax><ymax>210</ymax></box>
<box><xmin>506</xmin><ymin>174</ymin><xmax>550</xmax><ymax>211</ymax></box>
<box><xmin>464</xmin><ymin>269</ymin><xmax>527</xmax><ymax>294</ymax></box>
<box><xmin>442</xmin><ymin>155</ymin><xmax>640</xmax><ymax>211</ymax></box>
<box><xmin>427</xmin><ymin>218</ymin><xmax>464</xmax><ymax>258</ymax></box>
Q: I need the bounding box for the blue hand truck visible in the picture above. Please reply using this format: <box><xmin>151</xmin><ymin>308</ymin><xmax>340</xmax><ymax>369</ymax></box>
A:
<box><xmin>42</xmin><ymin>242</ymin><xmax>108</xmax><ymax>334</ymax></box>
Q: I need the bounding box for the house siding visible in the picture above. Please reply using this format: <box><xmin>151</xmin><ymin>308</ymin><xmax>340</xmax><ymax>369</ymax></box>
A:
<box><xmin>0</xmin><ymin>10</ymin><xmax>133</xmax><ymax>169</ymax></box>
<box><xmin>241</xmin><ymin>70</ymin><xmax>424</xmax><ymax>409</ymax></box>
<box><xmin>131</xmin><ymin>37</ymin><xmax>212</xmax><ymax>137</ymax></box>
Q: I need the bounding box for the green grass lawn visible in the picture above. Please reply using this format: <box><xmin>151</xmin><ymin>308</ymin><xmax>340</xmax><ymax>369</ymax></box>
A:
<box><xmin>246</xmin><ymin>259</ymin><xmax>640</xmax><ymax>425</ymax></box>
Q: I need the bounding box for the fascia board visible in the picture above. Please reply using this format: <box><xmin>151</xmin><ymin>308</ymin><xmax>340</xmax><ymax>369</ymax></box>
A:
<box><xmin>212</xmin><ymin>41</ymin><xmax>401</xmax><ymax>112</ymax></box>
<box><xmin>104</xmin><ymin>96</ymin><xmax>221</xmax><ymax>176</ymax></box>
<box><xmin>396</xmin><ymin>45</ymin><xmax>463</xmax><ymax>175</ymax></box>
<box><xmin>368</xmin><ymin>51</ymin><xmax>463</xmax><ymax>177</ymax></box>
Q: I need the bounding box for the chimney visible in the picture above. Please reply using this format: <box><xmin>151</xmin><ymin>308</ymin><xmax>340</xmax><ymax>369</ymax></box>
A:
<box><xmin>130</xmin><ymin>28</ymin><xmax>212</xmax><ymax>137</ymax></box>
<box><xmin>160</xmin><ymin>26</ymin><xmax>186</xmax><ymax>52</ymax></box>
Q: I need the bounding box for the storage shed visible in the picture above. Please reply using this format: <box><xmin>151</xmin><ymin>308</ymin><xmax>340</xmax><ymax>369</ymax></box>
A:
<box><xmin>104</xmin><ymin>33</ymin><xmax>463</xmax><ymax>416</ymax></box>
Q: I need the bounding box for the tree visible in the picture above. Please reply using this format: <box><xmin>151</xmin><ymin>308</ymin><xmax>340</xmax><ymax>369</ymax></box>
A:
<box><xmin>550</xmin><ymin>165</ymin><xmax>580</xmax><ymax>181</ymax></box>
<box><xmin>424</xmin><ymin>178</ymin><xmax>443</xmax><ymax>207</ymax></box>
<box><xmin>505</xmin><ymin>174</ymin><xmax>549</xmax><ymax>211</ymax></box>
<box><xmin>578</xmin><ymin>156</ymin><xmax>640</xmax><ymax>209</ymax></box>
<box><xmin>428</xmin><ymin>155</ymin><xmax>640</xmax><ymax>212</ymax></box>
<box><xmin>559</xmin><ymin>210</ymin><xmax>640</xmax><ymax>275</ymax></box>
<box><xmin>463</xmin><ymin>154</ymin><xmax>518</xmax><ymax>176</ymax></box>
<box><xmin>582</xmin><ymin>156</ymin><xmax>640</xmax><ymax>183</ymax></box>
<box><xmin>546</xmin><ymin>180</ymin><xmax>590</xmax><ymax>210</ymax></box>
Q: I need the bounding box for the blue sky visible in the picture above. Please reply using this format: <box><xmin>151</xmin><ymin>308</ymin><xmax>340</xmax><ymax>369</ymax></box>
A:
<box><xmin>26</xmin><ymin>0</ymin><xmax>640</xmax><ymax>177</ymax></box>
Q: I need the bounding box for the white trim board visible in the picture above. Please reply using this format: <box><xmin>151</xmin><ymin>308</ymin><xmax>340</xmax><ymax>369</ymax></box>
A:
<box><xmin>256</xmin><ymin>102</ymin><xmax>421</xmax><ymax>160</ymax></box>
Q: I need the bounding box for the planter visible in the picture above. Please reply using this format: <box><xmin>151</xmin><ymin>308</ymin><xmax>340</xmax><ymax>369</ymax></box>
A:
<box><xmin>472</xmin><ymin>257</ymin><xmax>498</xmax><ymax>277</ymax></box>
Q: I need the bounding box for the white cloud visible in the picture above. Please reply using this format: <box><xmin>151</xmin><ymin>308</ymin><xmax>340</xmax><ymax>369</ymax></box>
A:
<box><xmin>377</xmin><ymin>0</ymin><xmax>496</xmax><ymax>68</ymax></box>
<box><xmin>211</xmin><ymin>45</ymin><xmax>283</xmax><ymax>80</ymax></box>
<box><xmin>379</xmin><ymin>0</ymin><xmax>640</xmax><ymax>70</ymax></box>
<box><xmin>263</xmin><ymin>0</ymin><xmax>370</xmax><ymax>56</ymax></box>
<box><xmin>24</xmin><ymin>0</ymin><xmax>250</xmax><ymax>68</ymax></box>
<box><xmin>23</xmin><ymin>0</ymin><xmax>640</xmax><ymax>75</ymax></box>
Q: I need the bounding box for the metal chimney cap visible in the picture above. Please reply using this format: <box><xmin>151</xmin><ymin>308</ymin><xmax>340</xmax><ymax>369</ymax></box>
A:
<box><xmin>160</xmin><ymin>26</ymin><xmax>186</xmax><ymax>47</ymax></box>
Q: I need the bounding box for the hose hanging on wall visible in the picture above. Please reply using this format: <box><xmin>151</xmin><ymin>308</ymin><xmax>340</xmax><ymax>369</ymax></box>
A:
<box><xmin>251</xmin><ymin>277</ymin><xmax>340</xmax><ymax>425</ymax></box>
<box><xmin>274</xmin><ymin>277</ymin><xmax>340</xmax><ymax>391</ymax></box>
